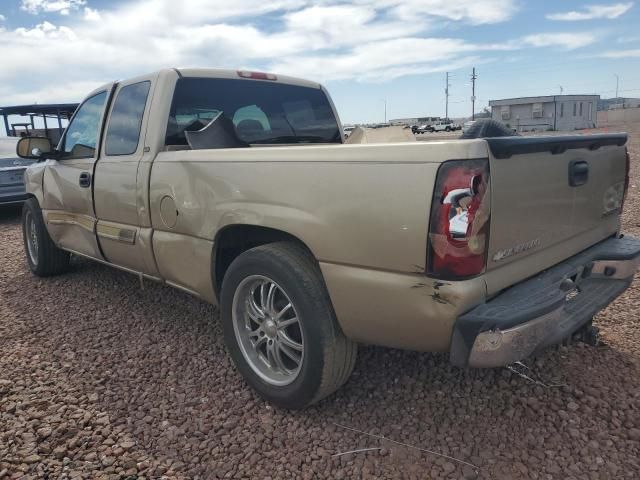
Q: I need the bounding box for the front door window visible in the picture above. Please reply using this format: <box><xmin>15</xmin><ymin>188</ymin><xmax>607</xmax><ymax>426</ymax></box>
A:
<box><xmin>61</xmin><ymin>91</ymin><xmax>108</xmax><ymax>159</ymax></box>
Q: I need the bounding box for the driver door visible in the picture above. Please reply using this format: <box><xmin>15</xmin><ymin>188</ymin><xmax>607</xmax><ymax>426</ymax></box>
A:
<box><xmin>42</xmin><ymin>84</ymin><xmax>115</xmax><ymax>260</ymax></box>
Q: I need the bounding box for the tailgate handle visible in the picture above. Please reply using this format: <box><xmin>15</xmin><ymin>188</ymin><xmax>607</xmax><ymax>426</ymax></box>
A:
<box><xmin>569</xmin><ymin>160</ymin><xmax>589</xmax><ymax>187</ymax></box>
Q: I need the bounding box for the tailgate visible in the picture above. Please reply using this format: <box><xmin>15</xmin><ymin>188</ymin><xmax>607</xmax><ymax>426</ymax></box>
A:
<box><xmin>484</xmin><ymin>134</ymin><xmax>628</xmax><ymax>295</ymax></box>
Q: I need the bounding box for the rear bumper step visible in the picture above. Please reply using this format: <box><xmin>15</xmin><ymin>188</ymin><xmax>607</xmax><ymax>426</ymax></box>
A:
<box><xmin>450</xmin><ymin>236</ymin><xmax>640</xmax><ymax>367</ymax></box>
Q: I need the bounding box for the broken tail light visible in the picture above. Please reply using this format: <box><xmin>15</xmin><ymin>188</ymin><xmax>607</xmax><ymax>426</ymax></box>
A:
<box><xmin>427</xmin><ymin>159</ymin><xmax>490</xmax><ymax>279</ymax></box>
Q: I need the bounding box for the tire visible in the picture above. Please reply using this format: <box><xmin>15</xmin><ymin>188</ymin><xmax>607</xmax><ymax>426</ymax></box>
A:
<box><xmin>445</xmin><ymin>126</ymin><xmax>451</xmax><ymax>132</ymax></box>
<box><xmin>220</xmin><ymin>242</ymin><xmax>357</xmax><ymax>409</ymax></box>
<box><xmin>22</xmin><ymin>197</ymin><xmax>70</xmax><ymax>277</ymax></box>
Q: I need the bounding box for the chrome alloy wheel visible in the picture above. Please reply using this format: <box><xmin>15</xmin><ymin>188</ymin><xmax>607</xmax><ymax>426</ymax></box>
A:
<box><xmin>25</xmin><ymin>210</ymin><xmax>38</xmax><ymax>265</ymax></box>
<box><xmin>232</xmin><ymin>275</ymin><xmax>304</xmax><ymax>386</ymax></box>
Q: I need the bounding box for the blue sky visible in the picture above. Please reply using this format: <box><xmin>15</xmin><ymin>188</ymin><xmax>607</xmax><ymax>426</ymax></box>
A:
<box><xmin>0</xmin><ymin>0</ymin><xmax>639</xmax><ymax>131</ymax></box>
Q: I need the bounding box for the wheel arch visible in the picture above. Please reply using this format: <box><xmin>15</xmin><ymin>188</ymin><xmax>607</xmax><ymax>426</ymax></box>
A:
<box><xmin>23</xmin><ymin>162</ymin><xmax>47</xmax><ymax>206</ymax></box>
<box><xmin>211</xmin><ymin>224</ymin><xmax>319</xmax><ymax>298</ymax></box>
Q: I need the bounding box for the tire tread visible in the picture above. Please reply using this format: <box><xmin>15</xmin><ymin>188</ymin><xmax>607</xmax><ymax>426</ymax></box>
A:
<box><xmin>221</xmin><ymin>241</ymin><xmax>357</xmax><ymax>408</ymax></box>
<box><xmin>254</xmin><ymin>242</ymin><xmax>357</xmax><ymax>405</ymax></box>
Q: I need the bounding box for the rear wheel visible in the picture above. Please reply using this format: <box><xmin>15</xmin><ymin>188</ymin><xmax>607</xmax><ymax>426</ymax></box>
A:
<box><xmin>22</xmin><ymin>198</ymin><xmax>70</xmax><ymax>277</ymax></box>
<box><xmin>220</xmin><ymin>242</ymin><xmax>357</xmax><ymax>409</ymax></box>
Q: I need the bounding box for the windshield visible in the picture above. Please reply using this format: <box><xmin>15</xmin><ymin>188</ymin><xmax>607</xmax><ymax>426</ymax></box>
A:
<box><xmin>166</xmin><ymin>77</ymin><xmax>341</xmax><ymax>147</ymax></box>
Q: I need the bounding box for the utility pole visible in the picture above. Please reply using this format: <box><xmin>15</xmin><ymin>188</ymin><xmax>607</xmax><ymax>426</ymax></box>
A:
<box><xmin>470</xmin><ymin>67</ymin><xmax>477</xmax><ymax>120</ymax></box>
<box><xmin>384</xmin><ymin>99</ymin><xmax>387</xmax><ymax>123</ymax></box>
<box><xmin>445</xmin><ymin>72</ymin><xmax>451</xmax><ymax>120</ymax></box>
<box><xmin>615</xmin><ymin>74</ymin><xmax>619</xmax><ymax>99</ymax></box>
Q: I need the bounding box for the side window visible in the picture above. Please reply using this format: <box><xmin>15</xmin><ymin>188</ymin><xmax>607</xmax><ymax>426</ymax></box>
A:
<box><xmin>105</xmin><ymin>81</ymin><xmax>151</xmax><ymax>156</ymax></box>
<box><xmin>61</xmin><ymin>91</ymin><xmax>107</xmax><ymax>158</ymax></box>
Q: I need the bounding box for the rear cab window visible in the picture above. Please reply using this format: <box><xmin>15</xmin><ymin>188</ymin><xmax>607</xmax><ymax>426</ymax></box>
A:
<box><xmin>165</xmin><ymin>77</ymin><xmax>341</xmax><ymax>148</ymax></box>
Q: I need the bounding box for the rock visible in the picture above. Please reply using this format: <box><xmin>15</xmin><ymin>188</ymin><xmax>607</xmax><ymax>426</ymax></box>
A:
<box><xmin>53</xmin><ymin>446</ymin><xmax>67</xmax><ymax>459</ymax></box>
<box><xmin>442</xmin><ymin>461</ymin><xmax>456</xmax><ymax>474</ymax></box>
<box><xmin>37</xmin><ymin>427</ymin><xmax>52</xmax><ymax>439</ymax></box>
<box><xmin>24</xmin><ymin>454</ymin><xmax>42</xmax><ymax>464</ymax></box>
<box><xmin>95</xmin><ymin>415</ymin><xmax>110</xmax><ymax>426</ymax></box>
<box><xmin>120</xmin><ymin>440</ymin><xmax>136</xmax><ymax>451</ymax></box>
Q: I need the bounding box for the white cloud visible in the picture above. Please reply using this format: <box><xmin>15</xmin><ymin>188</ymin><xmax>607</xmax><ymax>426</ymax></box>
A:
<box><xmin>385</xmin><ymin>0</ymin><xmax>518</xmax><ymax>24</ymax></box>
<box><xmin>522</xmin><ymin>33</ymin><xmax>596</xmax><ymax>50</ymax></box>
<box><xmin>0</xmin><ymin>80</ymin><xmax>102</xmax><ymax>105</ymax></box>
<box><xmin>0</xmin><ymin>14</ymin><xmax>5</xmax><ymax>22</ymax></box>
<box><xmin>596</xmin><ymin>48</ymin><xmax>640</xmax><ymax>57</ymax></box>
<box><xmin>83</xmin><ymin>7</ymin><xmax>100</xmax><ymax>21</ymax></box>
<box><xmin>547</xmin><ymin>2</ymin><xmax>633</xmax><ymax>21</ymax></box>
<box><xmin>14</xmin><ymin>21</ymin><xmax>77</xmax><ymax>40</ymax></box>
<box><xmin>1</xmin><ymin>0</ymin><xmax>607</xmax><ymax>106</ymax></box>
<box><xmin>21</xmin><ymin>0</ymin><xmax>86</xmax><ymax>15</ymax></box>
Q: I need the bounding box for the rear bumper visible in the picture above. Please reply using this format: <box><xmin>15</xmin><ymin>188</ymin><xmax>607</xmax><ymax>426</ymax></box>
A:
<box><xmin>451</xmin><ymin>236</ymin><xmax>640</xmax><ymax>367</ymax></box>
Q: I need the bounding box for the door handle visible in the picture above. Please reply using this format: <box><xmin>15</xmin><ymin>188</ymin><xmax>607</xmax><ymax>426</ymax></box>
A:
<box><xmin>79</xmin><ymin>171</ymin><xmax>92</xmax><ymax>188</ymax></box>
<box><xmin>568</xmin><ymin>160</ymin><xmax>588</xmax><ymax>187</ymax></box>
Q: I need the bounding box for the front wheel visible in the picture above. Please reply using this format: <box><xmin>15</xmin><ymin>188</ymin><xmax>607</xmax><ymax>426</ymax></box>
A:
<box><xmin>220</xmin><ymin>242</ymin><xmax>357</xmax><ymax>409</ymax></box>
<box><xmin>22</xmin><ymin>198</ymin><xmax>70</xmax><ymax>277</ymax></box>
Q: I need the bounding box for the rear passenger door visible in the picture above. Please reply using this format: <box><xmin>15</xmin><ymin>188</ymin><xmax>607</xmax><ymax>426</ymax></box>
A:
<box><xmin>93</xmin><ymin>73</ymin><xmax>161</xmax><ymax>276</ymax></box>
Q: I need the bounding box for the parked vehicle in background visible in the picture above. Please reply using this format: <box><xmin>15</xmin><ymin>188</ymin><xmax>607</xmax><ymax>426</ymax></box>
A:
<box><xmin>0</xmin><ymin>136</ymin><xmax>34</xmax><ymax>205</ymax></box>
<box><xmin>462</xmin><ymin>120</ymin><xmax>476</xmax><ymax>134</ymax></box>
<box><xmin>15</xmin><ymin>67</ymin><xmax>639</xmax><ymax>409</ymax></box>
<box><xmin>428</xmin><ymin>120</ymin><xmax>460</xmax><ymax>132</ymax></box>
<box><xmin>343</xmin><ymin>125</ymin><xmax>355</xmax><ymax>138</ymax></box>
<box><xmin>414</xmin><ymin>124</ymin><xmax>432</xmax><ymax>134</ymax></box>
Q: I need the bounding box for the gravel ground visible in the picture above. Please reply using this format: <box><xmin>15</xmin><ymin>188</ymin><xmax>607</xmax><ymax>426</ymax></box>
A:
<box><xmin>1</xmin><ymin>125</ymin><xmax>640</xmax><ymax>480</ymax></box>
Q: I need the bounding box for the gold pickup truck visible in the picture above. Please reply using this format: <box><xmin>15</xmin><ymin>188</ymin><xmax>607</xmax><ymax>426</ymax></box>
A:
<box><xmin>16</xmin><ymin>68</ymin><xmax>639</xmax><ymax>409</ymax></box>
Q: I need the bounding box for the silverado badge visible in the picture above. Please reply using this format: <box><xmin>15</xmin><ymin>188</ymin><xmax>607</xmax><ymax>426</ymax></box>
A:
<box><xmin>492</xmin><ymin>238</ymin><xmax>541</xmax><ymax>262</ymax></box>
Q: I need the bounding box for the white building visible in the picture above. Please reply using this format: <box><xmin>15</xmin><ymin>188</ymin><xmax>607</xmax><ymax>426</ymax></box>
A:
<box><xmin>489</xmin><ymin>95</ymin><xmax>599</xmax><ymax>132</ymax></box>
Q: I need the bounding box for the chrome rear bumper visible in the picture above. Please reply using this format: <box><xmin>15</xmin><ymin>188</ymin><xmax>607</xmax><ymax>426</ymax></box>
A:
<box><xmin>450</xmin><ymin>236</ymin><xmax>640</xmax><ymax>368</ymax></box>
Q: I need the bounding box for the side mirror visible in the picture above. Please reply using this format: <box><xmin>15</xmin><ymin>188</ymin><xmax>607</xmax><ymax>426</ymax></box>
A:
<box><xmin>16</xmin><ymin>136</ymin><xmax>53</xmax><ymax>160</ymax></box>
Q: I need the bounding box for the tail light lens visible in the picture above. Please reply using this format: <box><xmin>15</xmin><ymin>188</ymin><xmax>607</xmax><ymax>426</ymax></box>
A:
<box><xmin>427</xmin><ymin>159</ymin><xmax>490</xmax><ymax>279</ymax></box>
